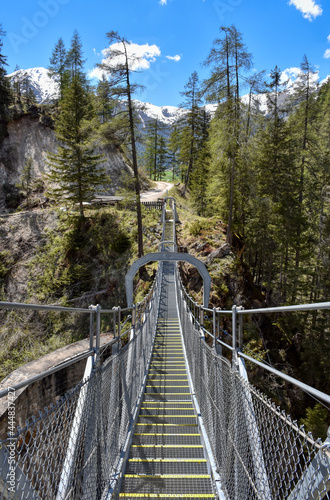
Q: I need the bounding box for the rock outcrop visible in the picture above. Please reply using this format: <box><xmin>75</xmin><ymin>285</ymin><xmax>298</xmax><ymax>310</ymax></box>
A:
<box><xmin>0</xmin><ymin>111</ymin><xmax>134</xmax><ymax>213</ymax></box>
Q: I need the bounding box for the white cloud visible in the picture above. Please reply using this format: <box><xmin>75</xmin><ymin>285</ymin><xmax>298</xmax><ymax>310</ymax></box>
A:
<box><xmin>166</xmin><ymin>55</ymin><xmax>181</xmax><ymax>62</ymax></box>
<box><xmin>281</xmin><ymin>66</ymin><xmax>320</xmax><ymax>89</ymax></box>
<box><xmin>89</xmin><ymin>67</ymin><xmax>107</xmax><ymax>80</ymax></box>
<box><xmin>324</xmin><ymin>49</ymin><xmax>330</xmax><ymax>59</ymax></box>
<box><xmin>288</xmin><ymin>0</ymin><xmax>323</xmax><ymax>21</ymax></box>
<box><xmin>160</xmin><ymin>0</ymin><xmax>167</xmax><ymax>4</ymax></box>
<box><xmin>280</xmin><ymin>67</ymin><xmax>302</xmax><ymax>86</ymax></box>
<box><xmin>327</xmin><ymin>34</ymin><xmax>330</xmax><ymax>42</ymax></box>
<box><xmin>89</xmin><ymin>42</ymin><xmax>161</xmax><ymax>80</ymax></box>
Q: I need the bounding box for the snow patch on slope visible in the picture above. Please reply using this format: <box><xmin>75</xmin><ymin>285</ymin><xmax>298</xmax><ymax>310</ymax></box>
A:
<box><xmin>7</xmin><ymin>67</ymin><xmax>59</xmax><ymax>104</ymax></box>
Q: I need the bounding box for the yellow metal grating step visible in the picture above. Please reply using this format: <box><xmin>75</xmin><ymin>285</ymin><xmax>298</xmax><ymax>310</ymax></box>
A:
<box><xmin>119</xmin><ymin>261</ymin><xmax>216</xmax><ymax>498</ymax></box>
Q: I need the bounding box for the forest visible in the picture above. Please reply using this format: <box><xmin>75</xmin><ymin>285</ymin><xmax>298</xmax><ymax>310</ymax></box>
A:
<box><xmin>0</xmin><ymin>24</ymin><xmax>329</xmax><ymax>436</ymax></box>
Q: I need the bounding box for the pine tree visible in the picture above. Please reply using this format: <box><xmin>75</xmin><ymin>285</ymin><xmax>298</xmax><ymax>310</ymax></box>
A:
<box><xmin>179</xmin><ymin>71</ymin><xmax>203</xmax><ymax>194</ymax></box>
<box><xmin>21</xmin><ymin>71</ymin><xmax>37</xmax><ymax>109</ymax></box>
<box><xmin>168</xmin><ymin>125</ymin><xmax>181</xmax><ymax>181</ymax></box>
<box><xmin>142</xmin><ymin>118</ymin><xmax>169</xmax><ymax>180</ymax></box>
<box><xmin>314</xmin><ymin>81</ymin><xmax>330</xmax><ymax>302</ymax></box>
<box><xmin>288</xmin><ymin>56</ymin><xmax>319</xmax><ymax>301</ymax></box>
<box><xmin>11</xmin><ymin>65</ymin><xmax>23</xmax><ymax>115</ymax></box>
<box><xmin>97</xmin><ymin>31</ymin><xmax>144</xmax><ymax>257</ymax></box>
<box><xmin>0</xmin><ymin>25</ymin><xmax>11</xmax><ymax>140</ymax></box>
<box><xmin>203</xmin><ymin>25</ymin><xmax>252</xmax><ymax>244</ymax></box>
<box><xmin>48</xmin><ymin>37</ymin><xmax>67</xmax><ymax>100</ymax></box>
<box><xmin>95</xmin><ymin>74</ymin><xmax>116</xmax><ymax>124</ymax></box>
<box><xmin>246</xmin><ymin>67</ymin><xmax>299</xmax><ymax>302</ymax></box>
<box><xmin>47</xmin><ymin>33</ymin><xmax>107</xmax><ymax>219</ymax></box>
<box><xmin>190</xmin><ymin>109</ymin><xmax>210</xmax><ymax>215</ymax></box>
<box><xmin>157</xmin><ymin>135</ymin><xmax>170</xmax><ymax>180</ymax></box>
<box><xmin>66</xmin><ymin>30</ymin><xmax>86</xmax><ymax>80</ymax></box>
<box><xmin>143</xmin><ymin>118</ymin><xmax>159</xmax><ymax>180</ymax></box>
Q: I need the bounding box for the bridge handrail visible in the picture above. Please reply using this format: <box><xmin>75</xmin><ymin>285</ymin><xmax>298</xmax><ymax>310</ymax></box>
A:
<box><xmin>0</xmin><ymin>258</ymin><xmax>163</xmax><ymax>499</ymax></box>
<box><xmin>176</xmin><ymin>267</ymin><xmax>330</xmax><ymax>405</ymax></box>
<box><xmin>0</xmin><ymin>262</ymin><xmax>161</xmax><ymax>398</ymax></box>
<box><xmin>176</xmin><ymin>268</ymin><xmax>330</xmax><ymax>499</ymax></box>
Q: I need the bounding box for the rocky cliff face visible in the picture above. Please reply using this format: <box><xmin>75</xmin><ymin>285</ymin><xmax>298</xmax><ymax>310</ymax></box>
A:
<box><xmin>0</xmin><ymin>111</ymin><xmax>134</xmax><ymax>212</ymax></box>
<box><xmin>0</xmin><ymin>210</ymin><xmax>58</xmax><ymax>302</ymax></box>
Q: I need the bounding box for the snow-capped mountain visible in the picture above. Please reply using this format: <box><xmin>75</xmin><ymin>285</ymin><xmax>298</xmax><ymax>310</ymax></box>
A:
<box><xmin>134</xmin><ymin>100</ymin><xmax>187</xmax><ymax>127</ymax></box>
<box><xmin>7</xmin><ymin>67</ymin><xmax>59</xmax><ymax>104</ymax></box>
<box><xmin>7</xmin><ymin>66</ymin><xmax>309</xmax><ymax>126</ymax></box>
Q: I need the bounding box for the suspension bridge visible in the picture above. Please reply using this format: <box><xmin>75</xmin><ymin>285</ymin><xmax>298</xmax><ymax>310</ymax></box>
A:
<box><xmin>0</xmin><ymin>198</ymin><xmax>329</xmax><ymax>499</ymax></box>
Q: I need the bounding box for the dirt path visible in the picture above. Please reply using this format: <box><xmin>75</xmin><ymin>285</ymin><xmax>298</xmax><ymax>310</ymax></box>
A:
<box><xmin>140</xmin><ymin>181</ymin><xmax>174</xmax><ymax>202</ymax></box>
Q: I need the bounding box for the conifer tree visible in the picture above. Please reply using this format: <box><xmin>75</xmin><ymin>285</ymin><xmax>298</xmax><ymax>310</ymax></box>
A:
<box><xmin>203</xmin><ymin>25</ymin><xmax>252</xmax><ymax>244</ymax></box>
<box><xmin>47</xmin><ymin>32</ymin><xmax>107</xmax><ymax>219</ymax></box>
<box><xmin>0</xmin><ymin>25</ymin><xmax>11</xmax><ymax>140</ymax></box>
<box><xmin>288</xmin><ymin>56</ymin><xmax>319</xmax><ymax>301</ymax></box>
<box><xmin>97</xmin><ymin>31</ymin><xmax>144</xmax><ymax>257</ymax></box>
<box><xmin>142</xmin><ymin>118</ymin><xmax>169</xmax><ymax>180</ymax></box>
<box><xmin>48</xmin><ymin>37</ymin><xmax>67</xmax><ymax>100</ymax></box>
<box><xmin>157</xmin><ymin>135</ymin><xmax>170</xmax><ymax>180</ymax></box>
<box><xmin>95</xmin><ymin>74</ymin><xmax>116</xmax><ymax>124</ymax></box>
<box><xmin>314</xmin><ymin>81</ymin><xmax>330</xmax><ymax>302</ymax></box>
<box><xmin>11</xmin><ymin>65</ymin><xmax>23</xmax><ymax>115</ymax></box>
<box><xmin>179</xmin><ymin>71</ymin><xmax>203</xmax><ymax>195</ymax></box>
<box><xmin>21</xmin><ymin>71</ymin><xmax>37</xmax><ymax>109</ymax></box>
<box><xmin>247</xmin><ymin>67</ymin><xmax>299</xmax><ymax>301</ymax></box>
<box><xmin>66</xmin><ymin>30</ymin><xmax>86</xmax><ymax>79</ymax></box>
<box><xmin>143</xmin><ymin>118</ymin><xmax>159</xmax><ymax>180</ymax></box>
<box><xmin>190</xmin><ymin>109</ymin><xmax>210</xmax><ymax>215</ymax></box>
<box><xmin>168</xmin><ymin>125</ymin><xmax>180</xmax><ymax>181</ymax></box>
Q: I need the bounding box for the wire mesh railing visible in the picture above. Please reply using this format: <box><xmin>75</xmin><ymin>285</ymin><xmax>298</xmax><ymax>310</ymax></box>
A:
<box><xmin>1</xmin><ymin>195</ymin><xmax>329</xmax><ymax>499</ymax></box>
<box><xmin>175</xmin><ymin>267</ymin><xmax>330</xmax><ymax>500</ymax></box>
<box><xmin>0</xmin><ymin>263</ymin><xmax>163</xmax><ymax>499</ymax></box>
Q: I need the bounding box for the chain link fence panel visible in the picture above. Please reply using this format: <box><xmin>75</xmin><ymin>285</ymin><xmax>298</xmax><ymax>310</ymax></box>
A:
<box><xmin>176</xmin><ymin>270</ymin><xmax>330</xmax><ymax>500</ymax></box>
<box><xmin>0</xmin><ymin>266</ymin><xmax>162</xmax><ymax>500</ymax></box>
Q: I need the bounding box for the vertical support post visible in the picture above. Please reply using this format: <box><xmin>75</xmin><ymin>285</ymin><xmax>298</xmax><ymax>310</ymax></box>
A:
<box><xmin>215</xmin><ymin>308</ymin><xmax>222</xmax><ymax>356</ymax></box>
<box><xmin>232</xmin><ymin>305</ymin><xmax>238</xmax><ymax>370</ymax></box>
<box><xmin>95</xmin><ymin>304</ymin><xmax>101</xmax><ymax>362</ymax></box>
<box><xmin>117</xmin><ymin>306</ymin><xmax>121</xmax><ymax>347</ymax></box>
<box><xmin>113</xmin><ymin>306</ymin><xmax>117</xmax><ymax>338</ymax></box>
<box><xmin>89</xmin><ymin>305</ymin><xmax>94</xmax><ymax>352</ymax></box>
<box><xmin>213</xmin><ymin>307</ymin><xmax>216</xmax><ymax>348</ymax></box>
<box><xmin>112</xmin><ymin>306</ymin><xmax>119</xmax><ymax>354</ymax></box>
<box><xmin>131</xmin><ymin>305</ymin><xmax>136</xmax><ymax>337</ymax></box>
<box><xmin>172</xmin><ymin>201</ymin><xmax>175</xmax><ymax>247</ymax></box>
<box><xmin>200</xmin><ymin>306</ymin><xmax>205</xmax><ymax>341</ymax></box>
<box><xmin>238</xmin><ymin>307</ymin><xmax>244</xmax><ymax>351</ymax></box>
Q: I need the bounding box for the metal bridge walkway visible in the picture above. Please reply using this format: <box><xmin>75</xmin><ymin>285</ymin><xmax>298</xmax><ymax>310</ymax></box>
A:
<box><xmin>119</xmin><ymin>262</ymin><xmax>216</xmax><ymax>499</ymax></box>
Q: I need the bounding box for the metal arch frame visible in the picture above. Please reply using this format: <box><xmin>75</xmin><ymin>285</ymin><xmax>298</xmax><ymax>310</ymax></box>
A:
<box><xmin>125</xmin><ymin>251</ymin><xmax>211</xmax><ymax>308</ymax></box>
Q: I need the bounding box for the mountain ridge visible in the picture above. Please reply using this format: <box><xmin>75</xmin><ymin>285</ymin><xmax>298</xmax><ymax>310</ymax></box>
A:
<box><xmin>7</xmin><ymin>66</ymin><xmax>315</xmax><ymax>127</ymax></box>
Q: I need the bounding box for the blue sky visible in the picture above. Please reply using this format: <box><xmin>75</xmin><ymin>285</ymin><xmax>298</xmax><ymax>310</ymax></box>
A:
<box><xmin>1</xmin><ymin>0</ymin><xmax>329</xmax><ymax>106</ymax></box>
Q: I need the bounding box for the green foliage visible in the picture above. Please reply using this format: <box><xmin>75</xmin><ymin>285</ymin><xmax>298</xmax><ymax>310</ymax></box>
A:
<box><xmin>0</xmin><ymin>250</ymin><xmax>13</xmax><ymax>280</ymax></box>
<box><xmin>47</xmin><ymin>32</ymin><xmax>108</xmax><ymax>218</ymax></box>
<box><xmin>300</xmin><ymin>404</ymin><xmax>328</xmax><ymax>440</ymax></box>
<box><xmin>0</xmin><ymin>25</ymin><xmax>11</xmax><ymax>141</ymax></box>
<box><xmin>141</xmin><ymin>118</ymin><xmax>171</xmax><ymax>181</ymax></box>
<box><xmin>48</xmin><ymin>37</ymin><xmax>67</xmax><ymax>101</ymax></box>
<box><xmin>188</xmin><ymin>218</ymin><xmax>214</xmax><ymax>236</ymax></box>
<box><xmin>0</xmin><ymin>308</ymin><xmax>86</xmax><ymax>381</ymax></box>
<box><xmin>97</xmin><ymin>30</ymin><xmax>145</xmax><ymax>257</ymax></box>
<box><xmin>28</xmin><ymin>210</ymin><xmax>133</xmax><ymax>302</ymax></box>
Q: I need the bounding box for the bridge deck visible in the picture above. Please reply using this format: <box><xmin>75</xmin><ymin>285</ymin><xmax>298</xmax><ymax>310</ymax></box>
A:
<box><xmin>119</xmin><ymin>262</ymin><xmax>216</xmax><ymax>499</ymax></box>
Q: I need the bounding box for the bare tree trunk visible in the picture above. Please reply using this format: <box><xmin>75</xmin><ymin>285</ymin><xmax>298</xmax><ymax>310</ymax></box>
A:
<box><xmin>226</xmin><ymin>154</ymin><xmax>235</xmax><ymax>245</ymax></box>
<box><xmin>125</xmin><ymin>53</ymin><xmax>144</xmax><ymax>258</ymax></box>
